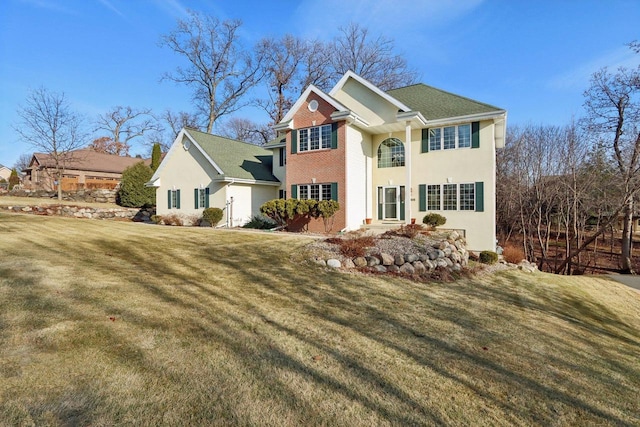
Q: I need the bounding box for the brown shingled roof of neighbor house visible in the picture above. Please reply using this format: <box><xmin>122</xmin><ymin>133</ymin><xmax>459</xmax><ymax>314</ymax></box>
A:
<box><xmin>31</xmin><ymin>149</ymin><xmax>149</xmax><ymax>173</ymax></box>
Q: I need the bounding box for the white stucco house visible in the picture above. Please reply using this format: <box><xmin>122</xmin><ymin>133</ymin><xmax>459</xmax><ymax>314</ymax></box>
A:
<box><xmin>146</xmin><ymin>129</ymin><xmax>280</xmax><ymax>227</ymax></box>
<box><xmin>149</xmin><ymin>71</ymin><xmax>507</xmax><ymax>250</ymax></box>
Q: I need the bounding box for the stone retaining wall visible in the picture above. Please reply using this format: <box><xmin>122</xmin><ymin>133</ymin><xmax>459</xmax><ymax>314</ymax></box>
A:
<box><xmin>314</xmin><ymin>231</ymin><xmax>469</xmax><ymax>276</ymax></box>
<box><xmin>7</xmin><ymin>188</ymin><xmax>118</xmax><ymax>204</ymax></box>
<box><xmin>0</xmin><ymin>203</ymin><xmax>155</xmax><ymax>222</ymax></box>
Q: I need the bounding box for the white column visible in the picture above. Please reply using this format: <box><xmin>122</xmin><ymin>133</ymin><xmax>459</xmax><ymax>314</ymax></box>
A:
<box><xmin>405</xmin><ymin>121</ymin><xmax>412</xmax><ymax>224</ymax></box>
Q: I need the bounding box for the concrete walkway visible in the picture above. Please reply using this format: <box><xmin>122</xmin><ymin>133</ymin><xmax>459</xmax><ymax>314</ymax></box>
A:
<box><xmin>608</xmin><ymin>274</ymin><xmax>640</xmax><ymax>292</ymax></box>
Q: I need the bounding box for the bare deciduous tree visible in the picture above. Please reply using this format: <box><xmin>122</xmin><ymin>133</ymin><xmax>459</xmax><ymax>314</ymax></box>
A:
<box><xmin>256</xmin><ymin>35</ymin><xmax>308</xmax><ymax>124</ymax></box>
<box><xmin>95</xmin><ymin>106</ymin><xmax>161</xmax><ymax>156</ymax></box>
<box><xmin>13</xmin><ymin>152</ymin><xmax>32</xmax><ymax>172</ymax></box>
<box><xmin>218</xmin><ymin>117</ymin><xmax>272</xmax><ymax>145</ymax></box>
<box><xmin>330</xmin><ymin>23</ymin><xmax>419</xmax><ymax>91</ymax></box>
<box><xmin>14</xmin><ymin>87</ymin><xmax>86</xmax><ymax>200</ymax></box>
<box><xmin>579</xmin><ymin>62</ymin><xmax>640</xmax><ymax>274</ymax></box>
<box><xmin>160</xmin><ymin>11</ymin><xmax>263</xmax><ymax>133</ymax></box>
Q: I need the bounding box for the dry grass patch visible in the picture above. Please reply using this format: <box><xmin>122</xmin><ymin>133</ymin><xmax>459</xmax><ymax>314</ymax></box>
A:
<box><xmin>0</xmin><ymin>213</ymin><xmax>639</xmax><ymax>425</ymax></box>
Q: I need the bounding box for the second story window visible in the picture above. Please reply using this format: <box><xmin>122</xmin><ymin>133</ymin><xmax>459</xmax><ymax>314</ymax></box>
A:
<box><xmin>377</xmin><ymin>138</ymin><xmax>405</xmax><ymax>168</ymax></box>
<box><xmin>299</xmin><ymin>124</ymin><xmax>332</xmax><ymax>152</ymax></box>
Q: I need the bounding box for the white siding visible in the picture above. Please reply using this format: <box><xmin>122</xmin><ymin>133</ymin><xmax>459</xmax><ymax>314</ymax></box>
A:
<box><xmin>227</xmin><ymin>183</ymin><xmax>277</xmax><ymax>227</ymax></box>
<box><xmin>344</xmin><ymin>125</ymin><xmax>370</xmax><ymax>230</ymax></box>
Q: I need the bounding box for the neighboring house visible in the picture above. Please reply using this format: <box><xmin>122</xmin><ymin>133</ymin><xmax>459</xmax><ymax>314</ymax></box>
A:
<box><xmin>147</xmin><ymin>129</ymin><xmax>280</xmax><ymax>226</ymax></box>
<box><xmin>269</xmin><ymin>71</ymin><xmax>506</xmax><ymax>250</ymax></box>
<box><xmin>23</xmin><ymin>149</ymin><xmax>148</xmax><ymax>191</ymax></box>
<box><xmin>151</xmin><ymin>71</ymin><xmax>506</xmax><ymax>250</ymax></box>
<box><xmin>0</xmin><ymin>165</ymin><xmax>11</xmax><ymax>181</ymax></box>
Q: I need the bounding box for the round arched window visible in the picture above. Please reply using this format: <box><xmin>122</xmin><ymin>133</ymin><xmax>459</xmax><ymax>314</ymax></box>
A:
<box><xmin>377</xmin><ymin>138</ymin><xmax>405</xmax><ymax>168</ymax></box>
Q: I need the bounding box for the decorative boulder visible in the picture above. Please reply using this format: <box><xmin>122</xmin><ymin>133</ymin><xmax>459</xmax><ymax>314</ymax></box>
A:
<box><xmin>380</xmin><ymin>252</ymin><xmax>394</xmax><ymax>266</ymax></box>
<box><xmin>327</xmin><ymin>259</ymin><xmax>342</xmax><ymax>269</ymax></box>
<box><xmin>353</xmin><ymin>257</ymin><xmax>368</xmax><ymax>267</ymax></box>
<box><xmin>366</xmin><ymin>256</ymin><xmax>380</xmax><ymax>266</ymax></box>
<box><xmin>399</xmin><ymin>263</ymin><xmax>415</xmax><ymax>274</ymax></box>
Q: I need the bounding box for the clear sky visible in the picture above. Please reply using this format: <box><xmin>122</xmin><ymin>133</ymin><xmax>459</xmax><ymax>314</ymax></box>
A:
<box><xmin>1</xmin><ymin>0</ymin><xmax>639</xmax><ymax>168</ymax></box>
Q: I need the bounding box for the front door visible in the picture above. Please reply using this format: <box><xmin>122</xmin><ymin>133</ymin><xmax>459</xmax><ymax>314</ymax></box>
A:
<box><xmin>377</xmin><ymin>186</ymin><xmax>405</xmax><ymax>220</ymax></box>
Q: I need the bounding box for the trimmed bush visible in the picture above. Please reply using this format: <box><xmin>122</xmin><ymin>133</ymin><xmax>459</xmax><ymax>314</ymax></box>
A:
<box><xmin>479</xmin><ymin>250</ymin><xmax>499</xmax><ymax>264</ymax></box>
<box><xmin>260</xmin><ymin>198</ymin><xmax>340</xmax><ymax>231</ymax></box>
<box><xmin>422</xmin><ymin>213</ymin><xmax>446</xmax><ymax>228</ymax></box>
<box><xmin>117</xmin><ymin>162</ymin><xmax>155</xmax><ymax>208</ymax></box>
<box><xmin>202</xmin><ymin>207</ymin><xmax>223</xmax><ymax>227</ymax></box>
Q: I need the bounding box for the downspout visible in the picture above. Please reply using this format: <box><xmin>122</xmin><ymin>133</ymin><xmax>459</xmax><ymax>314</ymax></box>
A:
<box><xmin>405</xmin><ymin>120</ymin><xmax>412</xmax><ymax>224</ymax></box>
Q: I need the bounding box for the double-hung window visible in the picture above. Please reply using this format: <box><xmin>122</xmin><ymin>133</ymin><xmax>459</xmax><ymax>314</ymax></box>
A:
<box><xmin>296</xmin><ymin>183</ymin><xmax>335</xmax><ymax>201</ymax></box>
<box><xmin>168</xmin><ymin>189</ymin><xmax>181</xmax><ymax>209</ymax></box>
<box><xmin>422</xmin><ymin>183</ymin><xmax>479</xmax><ymax>211</ymax></box>
<box><xmin>194</xmin><ymin>187</ymin><xmax>209</xmax><ymax>209</ymax></box>
<box><xmin>429</xmin><ymin>124</ymin><xmax>472</xmax><ymax>150</ymax></box>
<box><xmin>299</xmin><ymin>124</ymin><xmax>332</xmax><ymax>152</ymax></box>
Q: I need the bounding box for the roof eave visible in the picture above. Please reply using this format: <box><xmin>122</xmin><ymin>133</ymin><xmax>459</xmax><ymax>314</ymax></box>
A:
<box><xmin>424</xmin><ymin>110</ymin><xmax>507</xmax><ymax>127</ymax></box>
<box><xmin>214</xmin><ymin>176</ymin><xmax>281</xmax><ymax>186</ymax></box>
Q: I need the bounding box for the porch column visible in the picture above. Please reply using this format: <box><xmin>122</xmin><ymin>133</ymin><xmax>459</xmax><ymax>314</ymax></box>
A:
<box><xmin>405</xmin><ymin>121</ymin><xmax>412</xmax><ymax>224</ymax></box>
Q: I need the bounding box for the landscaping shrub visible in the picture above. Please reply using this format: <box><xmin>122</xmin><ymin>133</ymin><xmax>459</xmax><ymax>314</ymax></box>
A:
<box><xmin>422</xmin><ymin>213</ymin><xmax>446</xmax><ymax>228</ymax></box>
<box><xmin>162</xmin><ymin>214</ymin><xmax>183</xmax><ymax>226</ymax></box>
<box><xmin>150</xmin><ymin>215</ymin><xmax>162</xmax><ymax>224</ymax></box>
<box><xmin>202</xmin><ymin>207</ymin><xmax>223</xmax><ymax>226</ymax></box>
<box><xmin>502</xmin><ymin>244</ymin><xmax>525</xmax><ymax>264</ymax></box>
<box><xmin>260</xmin><ymin>198</ymin><xmax>340</xmax><ymax>231</ymax></box>
<box><xmin>317</xmin><ymin>200</ymin><xmax>340</xmax><ymax>232</ymax></box>
<box><xmin>382</xmin><ymin>224</ymin><xmax>424</xmax><ymax>239</ymax></box>
<box><xmin>325</xmin><ymin>235</ymin><xmax>376</xmax><ymax>258</ymax></box>
<box><xmin>117</xmin><ymin>162</ymin><xmax>155</xmax><ymax>208</ymax></box>
<box><xmin>479</xmin><ymin>250</ymin><xmax>499</xmax><ymax>264</ymax></box>
<box><xmin>243</xmin><ymin>214</ymin><xmax>278</xmax><ymax>230</ymax></box>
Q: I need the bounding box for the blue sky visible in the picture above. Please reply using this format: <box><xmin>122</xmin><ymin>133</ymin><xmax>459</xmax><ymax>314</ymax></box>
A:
<box><xmin>1</xmin><ymin>0</ymin><xmax>639</xmax><ymax>167</ymax></box>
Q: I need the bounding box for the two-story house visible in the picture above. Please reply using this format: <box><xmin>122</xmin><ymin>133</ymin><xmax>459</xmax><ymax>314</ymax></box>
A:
<box><xmin>150</xmin><ymin>71</ymin><xmax>506</xmax><ymax>250</ymax></box>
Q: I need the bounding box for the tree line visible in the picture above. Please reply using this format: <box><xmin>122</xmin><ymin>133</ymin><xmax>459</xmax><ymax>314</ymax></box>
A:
<box><xmin>11</xmin><ymin>10</ymin><xmax>418</xmax><ymax>197</ymax></box>
<box><xmin>496</xmin><ymin>42</ymin><xmax>640</xmax><ymax>274</ymax></box>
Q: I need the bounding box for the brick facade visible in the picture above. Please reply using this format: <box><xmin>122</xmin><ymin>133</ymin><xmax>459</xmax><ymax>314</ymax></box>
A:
<box><xmin>286</xmin><ymin>93</ymin><xmax>346</xmax><ymax>232</ymax></box>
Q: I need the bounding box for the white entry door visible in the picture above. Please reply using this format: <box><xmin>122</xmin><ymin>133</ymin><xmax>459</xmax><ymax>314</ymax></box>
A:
<box><xmin>377</xmin><ymin>186</ymin><xmax>405</xmax><ymax>220</ymax></box>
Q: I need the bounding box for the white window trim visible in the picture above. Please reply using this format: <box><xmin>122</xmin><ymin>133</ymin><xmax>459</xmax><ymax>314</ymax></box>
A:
<box><xmin>426</xmin><ymin>183</ymin><xmax>475</xmax><ymax>211</ymax></box>
<box><xmin>297</xmin><ymin>183</ymin><xmax>332</xmax><ymax>201</ymax></box>
<box><xmin>429</xmin><ymin>124</ymin><xmax>472</xmax><ymax>151</ymax></box>
<box><xmin>298</xmin><ymin>124</ymin><xmax>332</xmax><ymax>152</ymax></box>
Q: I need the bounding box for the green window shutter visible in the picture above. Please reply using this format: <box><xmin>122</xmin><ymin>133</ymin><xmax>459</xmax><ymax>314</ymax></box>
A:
<box><xmin>176</xmin><ymin>189</ymin><xmax>181</xmax><ymax>209</ymax></box>
<box><xmin>194</xmin><ymin>188</ymin><xmax>199</xmax><ymax>209</ymax></box>
<box><xmin>291</xmin><ymin>130</ymin><xmax>297</xmax><ymax>154</ymax></box>
<box><xmin>167</xmin><ymin>190</ymin><xmax>172</xmax><ymax>209</ymax></box>
<box><xmin>475</xmin><ymin>182</ymin><xmax>484</xmax><ymax>212</ymax></box>
<box><xmin>421</xmin><ymin>129</ymin><xmax>429</xmax><ymax>153</ymax></box>
<box><xmin>291</xmin><ymin>184</ymin><xmax>297</xmax><ymax>199</ymax></box>
<box><xmin>471</xmin><ymin>122</ymin><xmax>480</xmax><ymax>149</ymax></box>
<box><xmin>330</xmin><ymin>182</ymin><xmax>338</xmax><ymax>201</ymax></box>
<box><xmin>331</xmin><ymin>122</ymin><xmax>338</xmax><ymax>149</ymax></box>
<box><xmin>205</xmin><ymin>187</ymin><xmax>210</xmax><ymax>208</ymax></box>
<box><xmin>419</xmin><ymin>184</ymin><xmax>426</xmax><ymax>211</ymax></box>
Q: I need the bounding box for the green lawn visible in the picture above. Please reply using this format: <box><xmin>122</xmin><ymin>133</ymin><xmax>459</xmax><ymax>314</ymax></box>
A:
<box><xmin>1</xmin><ymin>212</ymin><xmax>639</xmax><ymax>426</ymax></box>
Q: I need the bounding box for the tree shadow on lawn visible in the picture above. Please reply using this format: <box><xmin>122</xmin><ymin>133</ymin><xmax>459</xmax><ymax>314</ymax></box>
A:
<box><xmin>5</xmin><ymin>225</ymin><xmax>640</xmax><ymax>425</ymax></box>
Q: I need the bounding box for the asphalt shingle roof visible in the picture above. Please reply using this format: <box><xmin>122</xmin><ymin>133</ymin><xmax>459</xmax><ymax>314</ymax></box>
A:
<box><xmin>186</xmin><ymin>129</ymin><xmax>278</xmax><ymax>183</ymax></box>
<box><xmin>387</xmin><ymin>84</ymin><xmax>504</xmax><ymax>121</ymax></box>
<box><xmin>32</xmin><ymin>149</ymin><xmax>148</xmax><ymax>173</ymax></box>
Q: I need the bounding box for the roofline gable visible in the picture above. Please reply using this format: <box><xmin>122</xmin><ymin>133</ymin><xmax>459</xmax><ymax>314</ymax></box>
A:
<box><xmin>279</xmin><ymin>85</ymin><xmax>349</xmax><ymax>124</ymax></box>
<box><xmin>148</xmin><ymin>128</ymin><xmax>224</xmax><ymax>183</ymax></box>
<box><xmin>329</xmin><ymin>70</ymin><xmax>412</xmax><ymax>113</ymax></box>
